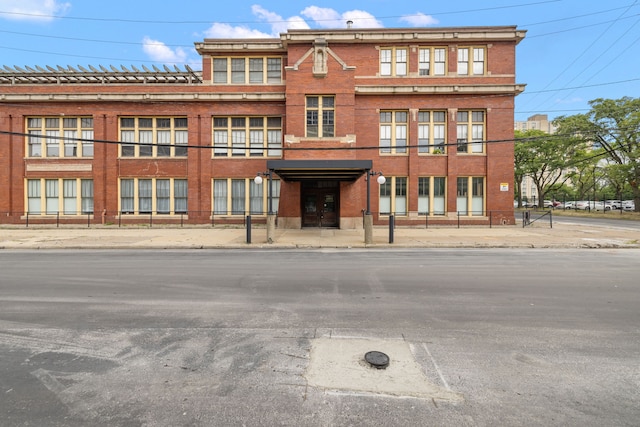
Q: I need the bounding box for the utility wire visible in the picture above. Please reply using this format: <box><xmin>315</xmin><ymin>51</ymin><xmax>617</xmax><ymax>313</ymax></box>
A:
<box><xmin>0</xmin><ymin>1</ymin><xmax>560</xmax><ymax>24</ymax></box>
<box><xmin>1</xmin><ymin>126</ymin><xmax>632</xmax><ymax>151</ymax></box>
<box><xmin>522</xmin><ymin>1</ymin><xmax>638</xmax><ymax>111</ymax></box>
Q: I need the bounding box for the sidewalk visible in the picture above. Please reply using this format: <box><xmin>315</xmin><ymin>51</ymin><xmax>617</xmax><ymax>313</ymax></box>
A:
<box><xmin>2</xmin><ymin>221</ymin><xmax>640</xmax><ymax>249</ymax></box>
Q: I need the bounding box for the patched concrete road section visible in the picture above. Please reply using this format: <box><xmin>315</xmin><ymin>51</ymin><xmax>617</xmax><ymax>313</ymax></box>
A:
<box><xmin>0</xmin><ymin>325</ymin><xmax>470</xmax><ymax>426</ymax></box>
<box><xmin>306</xmin><ymin>337</ymin><xmax>463</xmax><ymax>402</ymax></box>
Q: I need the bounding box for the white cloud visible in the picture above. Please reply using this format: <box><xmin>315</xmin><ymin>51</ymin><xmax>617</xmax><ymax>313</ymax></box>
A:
<box><xmin>251</xmin><ymin>5</ymin><xmax>309</xmax><ymax>35</ymax></box>
<box><xmin>142</xmin><ymin>37</ymin><xmax>188</xmax><ymax>65</ymax></box>
<box><xmin>202</xmin><ymin>5</ymin><xmax>384</xmax><ymax>39</ymax></box>
<box><xmin>302</xmin><ymin>7</ymin><xmax>383</xmax><ymax>28</ymax></box>
<box><xmin>399</xmin><ymin>13</ymin><xmax>439</xmax><ymax>27</ymax></box>
<box><xmin>203</xmin><ymin>6</ymin><xmax>309</xmax><ymax>39</ymax></box>
<box><xmin>340</xmin><ymin>10</ymin><xmax>383</xmax><ymax>28</ymax></box>
<box><xmin>203</xmin><ymin>23</ymin><xmax>272</xmax><ymax>38</ymax></box>
<box><xmin>0</xmin><ymin>0</ymin><xmax>70</xmax><ymax>22</ymax></box>
<box><xmin>299</xmin><ymin>6</ymin><xmax>342</xmax><ymax>28</ymax></box>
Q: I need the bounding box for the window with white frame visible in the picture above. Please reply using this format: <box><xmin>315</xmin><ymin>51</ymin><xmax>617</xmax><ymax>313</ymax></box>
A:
<box><xmin>380</xmin><ymin>111</ymin><xmax>408</xmax><ymax>154</ymax></box>
<box><xmin>457</xmin><ymin>111</ymin><xmax>485</xmax><ymax>154</ymax></box>
<box><xmin>380</xmin><ymin>47</ymin><xmax>408</xmax><ymax>76</ymax></box>
<box><xmin>457</xmin><ymin>47</ymin><xmax>485</xmax><ymax>75</ymax></box>
<box><xmin>26</xmin><ymin>117</ymin><xmax>94</xmax><ymax>158</ymax></box>
<box><xmin>213</xmin><ymin>116</ymin><xmax>282</xmax><ymax>157</ymax></box>
<box><xmin>418</xmin><ymin>177</ymin><xmax>446</xmax><ymax>215</ymax></box>
<box><xmin>212</xmin><ymin>57</ymin><xmax>282</xmax><ymax>84</ymax></box>
<box><xmin>418</xmin><ymin>47</ymin><xmax>447</xmax><ymax>76</ymax></box>
<box><xmin>306</xmin><ymin>96</ymin><xmax>334</xmax><ymax>138</ymax></box>
<box><xmin>379</xmin><ymin>176</ymin><xmax>407</xmax><ymax>216</ymax></box>
<box><xmin>26</xmin><ymin>178</ymin><xmax>93</xmax><ymax>215</ymax></box>
<box><xmin>213</xmin><ymin>178</ymin><xmax>280</xmax><ymax>215</ymax></box>
<box><xmin>149</xmin><ymin>179</ymin><xmax>188</xmax><ymax>214</ymax></box>
<box><xmin>418</xmin><ymin>111</ymin><xmax>447</xmax><ymax>154</ymax></box>
<box><xmin>119</xmin><ymin>178</ymin><xmax>187</xmax><ymax>215</ymax></box>
<box><xmin>119</xmin><ymin>117</ymin><xmax>188</xmax><ymax>158</ymax></box>
<box><xmin>457</xmin><ymin>176</ymin><xmax>484</xmax><ymax>216</ymax></box>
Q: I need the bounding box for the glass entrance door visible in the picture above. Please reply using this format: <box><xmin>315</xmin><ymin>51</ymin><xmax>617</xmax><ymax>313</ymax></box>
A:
<box><xmin>301</xmin><ymin>181</ymin><xmax>339</xmax><ymax>227</ymax></box>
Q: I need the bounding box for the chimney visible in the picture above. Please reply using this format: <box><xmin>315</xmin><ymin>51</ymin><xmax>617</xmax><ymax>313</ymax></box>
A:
<box><xmin>347</xmin><ymin>20</ymin><xmax>353</xmax><ymax>29</ymax></box>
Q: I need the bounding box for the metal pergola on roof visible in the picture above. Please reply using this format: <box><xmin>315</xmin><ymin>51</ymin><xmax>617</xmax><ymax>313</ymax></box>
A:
<box><xmin>0</xmin><ymin>64</ymin><xmax>202</xmax><ymax>85</ymax></box>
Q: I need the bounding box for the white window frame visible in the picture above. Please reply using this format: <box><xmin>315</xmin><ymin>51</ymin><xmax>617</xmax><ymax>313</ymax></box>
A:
<box><xmin>213</xmin><ymin>116</ymin><xmax>283</xmax><ymax>158</ymax></box>
<box><xmin>212</xmin><ymin>57</ymin><xmax>283</xmax><ymax>84</ymax></box>
<box><xmin>305</xmin><ymin>96</ymin><xmax>335</xmax><ymax>138</ymax></box>
<box><xmin>457</xmin><ymin>176</ymin><xmax>485</xmax><ymax>216</ymax></box>
<box><xmin>26</xmin><ymin>117</ymin><xmax>94</xmax><ymax>159</ymax></box>
<box><xmin>456</xmin><ymin>110</ymin><xmax>485</xmax><ymax>154</ymax></box>
<box><xmin>379</xmin><ymin>111</ymin><xmax>408</xmax><ymax>155</ymax></box>
<box><xmin>379</xmin><ymin>176</ymin><xmax>408</xmax><ymax>216</ymax></box>
<box><xmin>119</xmin><ymin>178</ymin><xmax>188</xmax><ymax>215</ymax></box>
<box><xmin>25</xmin><ymin>178</ymin><xmax>93</xmax><ymax>215</ymax></box>
<box><xmin>119</xmin><ymin>117</ymin><xmax>188</xmax><ymax>158</ymax></box>
<box><xmin>418</xmin><ymin>176</ymin><xmax>447</xmax><ymax>216</ymax></box>
<box><xmin>212</xmin><ymin>178</ymin><xmax>281</xmax><ymax>216</ymax></box>
<box><xmin>458</xmin><ymin>47</ymin><xmax>486</xmax><ymax>76</ymax></box>
<box><xmin>380</xmin><ymin>47</ymin><xmax>408</xmax><ymax>77</ymax></box>
<box><xmin>418</xmin><ymin>111</ymin><xmax>447</xmax><ymax>154</ymax></box>
<box><xmin>418</xmin><ymin>47</ymin><xmax>447</xmax><ymax>76</ymax></box>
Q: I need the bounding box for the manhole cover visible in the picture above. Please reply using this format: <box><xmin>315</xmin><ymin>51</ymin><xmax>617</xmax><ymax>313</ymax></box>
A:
<box><xmin>364</xmin><ymin>351</ymin><xmax>390</xmax><ymax>369</ymax></box>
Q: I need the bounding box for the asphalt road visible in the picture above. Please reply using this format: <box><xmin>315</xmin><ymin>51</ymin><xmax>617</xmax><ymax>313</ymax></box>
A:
<box><xmin>1</xmin><ymin>249</ymin><xmax>639</xmax><ymax>426</ymax></box>
<box><xmin>548</xmin><ymin>212</ymin><xmax>640</xmax><ymax>231</ymax></box>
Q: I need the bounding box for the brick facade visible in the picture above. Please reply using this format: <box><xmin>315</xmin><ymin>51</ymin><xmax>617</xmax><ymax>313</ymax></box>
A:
<box><xmin>0</xmin><ymin>26</ymin><xmax>525</xmax><ymax>227</ymax></box>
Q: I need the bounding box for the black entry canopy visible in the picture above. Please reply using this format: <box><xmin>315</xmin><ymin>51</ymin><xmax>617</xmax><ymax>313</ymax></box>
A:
<box><xmin>266</xmin><ymin>160</ymin><xmax>373</xmax><ymax>182</ymax></box>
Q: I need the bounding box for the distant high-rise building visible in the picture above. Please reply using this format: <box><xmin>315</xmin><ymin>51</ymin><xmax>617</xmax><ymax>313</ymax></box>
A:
<box><xmin>514</xmin><ymin>114</ymin><xmax>557</xmax><ymax>134</ymax></box>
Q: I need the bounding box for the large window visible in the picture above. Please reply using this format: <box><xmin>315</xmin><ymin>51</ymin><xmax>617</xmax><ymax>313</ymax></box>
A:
<box><xmin>457</xmin><ymin>111</ymin><xmax>485</xmax><ymax>154</ymax></box>
<box><xmin>379</xmin><ymin>177</ymin><xmax>407</xmax><ymax>216</ymax></box>
<box><xmin>457</xmin><ymin>176</ymin><xmax>484</xmax><ymax>216</ymax></box>
<box><xmin>119</xmin><ymin>178</ymin><xmax>187</xmax><ymax>215</ymax></box>
<box><xmin>26</xmin><ymin>117</ymin><xmax>94</xmax><ymax>158</ymax></box>
<box><xmin>120</xmin><ymin>117</ymin><xmax>188</xmax><ymax>158</ymax></box>
<box><xmin>306</xmin><ymin>96</ymin><xmax>334</xmax><ymax>138</ymax></box>
<box><xmin>458</xmin><ymin>47</ymin><xmax>485</xmax><ymax>75</ymax></box>
<box><xmin>380</xmin><ymin>47</ymin><xmax>408</xmax><ymax>76</ymax></box>
<box><xmin>26</xmin><ymin>178</ymin><xmax>93</xmax><ymax>215</ymax></box>
<box><xmin>418</xmin><ymin>111</ymin><xmax>447</xmax><ymax>154</ymax></box>
<box><xmin>418</xmin><ymin>177</ymin><xmax>446</xmax><ymax>215</ymax></box>
<box><xmin>212</xmin><ymin>57</ymin><xmax>282</xmax><ymax>84</ymax></box>
<box><xmin>380</xmin><ymin>111</ymin><xmax>408</xmax><ymax>154</ymax></box>
<box><xmin>213</xmin><ymin>178</ymin><xmax>281</xmax><ymax>215</ymax></box>
<box><xmin>213</xmin><ymin>116</ymin><xmax>282</xmax><ymax>157</ymax></box>
<box><xmin>418</xmin><ymin>47</ymin><xmax>447</xmax><ymax>76</ymax></box>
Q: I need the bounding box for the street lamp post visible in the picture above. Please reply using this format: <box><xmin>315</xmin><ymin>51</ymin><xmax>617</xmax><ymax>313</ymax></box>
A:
<box><xmin>364</xmin><ymin>170</ymin><xmax>385</xmax><ymax>244</ymax></box>
<box><xmin>255</xmin><ymin>170</ymin><xmax>276</xmax><ymax>243</ymax></box>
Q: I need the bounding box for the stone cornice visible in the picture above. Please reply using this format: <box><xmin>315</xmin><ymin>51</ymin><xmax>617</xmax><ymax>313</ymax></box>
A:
<box><xmin>0</xmin><ymin>92</ymin><xmax>287</xmax><ymax>103</ymax></box>
<box><xmin>282</xmin><ymin>27</ymin><xmax>526</xmax><ymax>45</ymax></box>
<box><xmin>355</xmin><ymin>84</ymin><xmax>526</xmax><ymax>95</ymax></box>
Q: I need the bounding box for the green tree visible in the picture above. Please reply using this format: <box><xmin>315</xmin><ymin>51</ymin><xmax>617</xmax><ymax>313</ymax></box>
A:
<box><xmin>514</xmin><ymin>129</ymin><xmax>583</xmax><ymax>208</ymax></box>
<box><xmin>555</xmin><ymin>97</ymin><xmax>640</xmax><ymax>211</ymax></box>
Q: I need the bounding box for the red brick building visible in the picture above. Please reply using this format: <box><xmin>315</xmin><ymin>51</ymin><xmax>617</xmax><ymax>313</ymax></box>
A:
<box><xmin>0</xmin><ymin>26</ymin><xmax>525</xmax><ymax>228</ymax></box>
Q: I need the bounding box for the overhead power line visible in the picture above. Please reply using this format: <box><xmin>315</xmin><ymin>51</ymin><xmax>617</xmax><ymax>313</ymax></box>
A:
<box><xmin>0</xmin><ymin>1</ymin><xmax>560</xmax><ymax>24</ymax></box>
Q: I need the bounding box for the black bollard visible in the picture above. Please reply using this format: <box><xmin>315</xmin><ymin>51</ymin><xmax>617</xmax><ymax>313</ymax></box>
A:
<box><xmin>246</xmin><ymin>215</ymin><xmax>251</xmax><ymax>243</ymax></box>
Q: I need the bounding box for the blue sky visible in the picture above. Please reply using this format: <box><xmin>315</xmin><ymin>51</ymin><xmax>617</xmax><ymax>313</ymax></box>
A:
<box><xmin>1</xmin><ymin>0</ymin><xmax>639</xmax><ymax>121</ymax></box>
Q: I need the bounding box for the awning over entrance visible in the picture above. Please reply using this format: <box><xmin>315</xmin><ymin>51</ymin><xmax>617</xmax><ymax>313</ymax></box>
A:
<box><xmin>266</xmin><ymin>160</ymin><xmax>372</xmax><ymax>182</ymax></box>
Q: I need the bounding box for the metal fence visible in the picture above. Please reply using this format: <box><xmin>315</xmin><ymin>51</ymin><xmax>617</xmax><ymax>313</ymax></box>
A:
<box><xmin>3</xmin><ymin>209</ymin><xmax>518</xmax><ymax>229</ymax></box>
<box><xmin>2</xmin><ymin>210</ymin><xmax>275</xmax><ymax>228</ymax></box>
<box><xmin>362</xmin><ymin>210</ymin><xmax>516</xmax><ymax>228</ymax></box>
<box><xmin>522</xmin><ymin>210</ymin><xmax>553</xmax><ymax>228</ymax></box>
